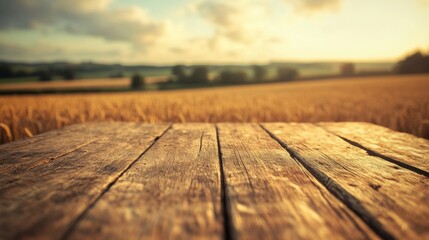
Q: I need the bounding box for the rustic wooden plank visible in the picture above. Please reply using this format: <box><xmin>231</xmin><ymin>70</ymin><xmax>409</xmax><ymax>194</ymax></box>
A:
<box><xmin>0</xmin><ymin>122</ymin><xmax>126</xmax><ymax>175</ymax></box>
<box><xmin>67</xmin><ymin>123</ymin><xmax>223</xmax><ymax>239</ymax></box>
<box><xmin>0</xmin><ymin>123</ymin><xmax>169</xmax><ymax>240</ymax></box>
<box><xmin>217</xmin><ymin>123</ymin><xmax>377</xmax><ymax>239</ymax></box>
<box><xmin>0</xmin><ymin>123</ymin><xmax>87</xmax><ymax>152</ymax></box>
<box><xmin>319</xmin><ymin>122</ymin><xmax>429</xmax><ymax>175</ymax></box>
<box><xmin>263</xmin><ymin>123</ymin><xmax>429</xmax><ymax>239</ymax></box>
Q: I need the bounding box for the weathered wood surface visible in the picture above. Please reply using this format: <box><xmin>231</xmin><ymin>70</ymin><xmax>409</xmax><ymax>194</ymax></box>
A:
<box><xmin>0</xmin><ymin>122</ymin><xmax>427</xmax><ymax>240</ymax></box>
<box><xmin>319</xmin><ymin>122</ymin><xmax>429</xmax><ymax>175</ymax></box>
<box><xmin>0</xmin><ymin>123</ymin><xmax>122</xmax><ymax>175</ymax></box>
<box><xmin>263</xmin><ymin>123</ymin><xmax>429</xmax><ymax>240</ymax></box>
<box><xmin>68</xmin><ymin>124</ymin><xmax>223</xmax><ymax>239</ymax></box>
<box><xmin>0</xmin><ymin>124</ymin><xmax>87</xmax><ymax>152</ymax></box>
<box><xmin>0</xmin><ymin>123</ymin><xmax>169</xmax><ymax>240</ymax></box>
<box><xmin>217</xmin><ymin>124</ymin><xmax>376</xmax><ymax>239</ymax></box>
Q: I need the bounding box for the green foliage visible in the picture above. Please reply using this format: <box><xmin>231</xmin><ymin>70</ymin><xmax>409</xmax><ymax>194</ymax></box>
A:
<box><xmin>252</xmin><ymin>65</ymin><xmax>267</xmax><ymax>81</ymax></box>
<box><xmin>189</xmin><ymin>66</ymin><xmax>209</xmax><ymax>84</ymax></box>
<box><xmin>38</xmin><ymin>70</ymin><xmax>53</xmax><ymax>82</ymax></box>
<box><xmin>0</xmin><ymin>64</ymin><xmax>34</xmax><ymax>79</ymax></box>
<box><xmin>395</xmin><ymin>51</ymin><xmax>429</xmax><ymax>74</ymax></box>
<box><xmin>130</xmin><ymin>73</ymin><xmax>145</xmax><ymax>89</ymax></box>
<box><xmin>61</xmin><ymin>68</ymin><xmax>76</xmax><ymax>80</ymax></box>
<box><xmin>277</xmin><ymin>67</ymin><xmax>299</xmax><ymax>81</ymax></box>
<box><xmin>172</xmin><ymin>65</ymin><xmax>188</xmax><ymax>83</ymax></box>
<box><xmin>340</xmin><ymin>63</ymin><xmax>355</xmax><ymax>75</ymax></box>
<box><xmin>0</xmin><ymin>65</ymin><xmax>13</xmax><ymax>78</ymax></box>
<box><xmin>218</xmin><ymin>70</ymin><xmax>248</xmax><ymax>84</ymax></box>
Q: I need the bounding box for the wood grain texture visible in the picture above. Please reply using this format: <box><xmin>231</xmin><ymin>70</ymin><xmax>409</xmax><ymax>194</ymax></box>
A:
<box><xmin>319</xmin><ymin>122</ymin><xmax>429</xmax><ymax>175</ymax></box>
<box><xmin>0</xmin><ymin>123</ymin><xmax>86</xmax><ymax>152</ymax></box>
<box><xmin>217</xmin><ymin>123</ymin><xmax>377</xmax><ymax>240</ymax></box>
<box><xmin>67</xmin><ymin>123</ymin><xmax>223</xmax><ymax>240</ymax></box>
<box><xmin>263</xmin><ymin>123</ymin><xmax>429</xmax><ymax>240</ymax></box>
<box><xmin>0</xmin><ymin>123</ymin><xmax>124</xmax><ymax>175</ymax></box>
<box><xmin>0</xmin><ymin>123</ymin><xmax>169</xmax><ymax>240</ymax></box>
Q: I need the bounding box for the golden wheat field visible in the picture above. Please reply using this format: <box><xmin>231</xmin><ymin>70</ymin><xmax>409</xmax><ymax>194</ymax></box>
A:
<box><xmin>1</xmin><ymin>74</ymin><xmax>428</xmax><ymax>144</ymax></box>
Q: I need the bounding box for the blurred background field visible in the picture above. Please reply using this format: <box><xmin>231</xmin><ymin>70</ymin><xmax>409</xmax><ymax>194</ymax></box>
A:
<box><xmin>0</xmin><ymin>61</ymin><xmax>394</xmax><ymax>82</ymax></box>
<box><xmin>1</xmin><ymin>74</ymin><xmax>428</xmax><ymax>144</ymax></box>
<box><xmin>1</xmin><ymin>0</ymin><xmax>429</xmax><ymax>145</ymax></box>
<box><xmin>0</xmin><ymin>61</ymin><xmax>393</xmax><ymax>91</ymax></box>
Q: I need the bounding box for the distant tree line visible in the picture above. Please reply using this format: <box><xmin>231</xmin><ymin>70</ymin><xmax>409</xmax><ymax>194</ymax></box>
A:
<box><xmin>171</xmin><ymin>65</ymin><xmax>210</xmax><ymax>84</ymax></box>
<box><xmin>170</xmin><ymin>64</ymin><xmax>299</xmax><ymax>85</ymax></box>
<box><xmin>0</xmin><ymin>65</ymin><xmax>31</xmax><ymax>78</ymax></box>
<box><xmin>0</xmin><ymin>64</ymin><xmax>78</xmax><ymax>81</ymax></box>
<box><xmin>394</xmin><ymin>51</ymin><xmax>429</xmax><ymax>74</ymax></box>
<box><xmin>37</xmin><ymin>68</ymin><xmax>77</xmax><ymax>81</ymax></box>
<box><xmin>337</xmin><ymin>51</ymin><xmax>429</xmax><ymax>77</ymax></box>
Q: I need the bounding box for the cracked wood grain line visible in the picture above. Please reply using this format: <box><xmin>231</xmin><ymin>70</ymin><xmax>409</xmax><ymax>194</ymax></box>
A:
<box><xmin>319</xmin><ymin>122</ymin><xmax>429</xmax><ymax>177</ymax></box>
<box><xmin>0</xmin><ymin>123</ymin><xmax>170</xmax><ymax>240</ymax></box>
<box><xmin>0</xmin><ymin>122</ymin><xmax>132</xmax><ymax>175</ymax></box>
<box><xmin>263</xmin><ymin>123</ymin><xmax>429</xmax><ymax>240</ymax></box>
<box><xmin>66</xmin><ymin>123</ymin><xmax>223</xmax><ymax>240</ymax></box>
<box><xmin>217</xmin><ymin>123</ymin><xmax>376</xmax><ymax>239</ymax></box>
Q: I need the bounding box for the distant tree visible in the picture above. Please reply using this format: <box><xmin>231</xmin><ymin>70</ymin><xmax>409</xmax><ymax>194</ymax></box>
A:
<box><xmin>38</xmin><ymin>70</ymin><xmax>53</xmax><ymax>82</ymax></box>
<box><xmin>395</xmin><ymin>51</ymin><xmax>429</xmax><ymax>74</ymax></box>
<box><xmin>277</xmin><ymin>67</ymin><xmax>298</xmax><ymax>81</ymax></box>
<box><xmin>340</xmin><ymin>63</ymin><xmax>355</xmax><ymax>76</ymax></box>
<box><xmin>172</xmin><ymin>65</ymin><xmax>188</xmax><ymax>83</ymax></box>
<box><xmin>252</xmin><ymin>65</ymin><xmax>267</xmax><ymax>81</ymax></box>
<box><xmin>130</xmin><ymin>73</ymin><xmax>145</xmax><ymax>89</ymax></box>
<box><xmin>0</xmin><ymin>65</ymin><xmax>34</xmax><ymax>78</ymax></box>
<box><xmin>0</xmin><ymin>65</ymin><xmax>13</xmax><ymax>78</ymax></box>
<box><xmin>61</xmin><ymin>68</ymin><xmax>76</xmax><ymax>80</ymax></box>
<box><xmin>14</xmin><ymin>70</ymin><xmax>30</xmax><ymax>78</ymax></box>
<box><xmin>189</xmin><ymin>66</ymin><xmax>209</xmax><ymax>84</ymax></box>
<box><xmin>218</xmin><ymin>70</ymin><xmax>248</xmax><ymax>84</ymax></box>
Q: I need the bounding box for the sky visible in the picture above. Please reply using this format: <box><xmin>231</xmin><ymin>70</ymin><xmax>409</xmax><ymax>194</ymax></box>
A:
<box><xmin>0</xmin><ymin>0</ymin><xmax>428</xmax><ymax>64</ymax></box>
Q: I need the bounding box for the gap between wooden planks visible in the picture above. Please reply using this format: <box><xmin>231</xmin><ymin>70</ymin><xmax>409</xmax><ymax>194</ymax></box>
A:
<box><xmin>0</xmin><ymin>122</ymin><xmax>427</xmax><ymax>240</ymax></box>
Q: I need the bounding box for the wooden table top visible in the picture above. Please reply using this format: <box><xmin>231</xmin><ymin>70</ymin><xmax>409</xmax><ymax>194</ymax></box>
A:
<box><xmin>0</xmin><ymin>122</ymin><xmax>427</xmax><ymax>240</ymax></box>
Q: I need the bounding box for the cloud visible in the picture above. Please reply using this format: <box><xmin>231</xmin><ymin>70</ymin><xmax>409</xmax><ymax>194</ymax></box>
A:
<box><xmin>0</xmin><ymin>42</ymin><xmax>39</xmax><ymax>56</ymax></box>
<box><xmin>0</xmin><ymin>41</ymin><xmax>126</xmax><ymax>61</ymax></box>
<box><xmin>195</xmin><ymin>0</ymin><xmax>269</xmax><ymax>44</ymax></box>
<box><xmin>53</xmin><ymin>0</ymin><xmax>113</xmax><ymax>12</ymax></box>
<box><xmin>160</xmin><ymin>0</ymin><xmax>286</xmax><ymax>62</ymax></box>
<box><xmin>190</xmin><ymin>0</ymin><xmax>280</xmax><ymax>52</ymax></box>
<box><xmin>63</xmin><ymin>7</ymin><xmax>165</xmax><ymax>47</ymax></box>
<box><xmin>418</xmin><ymin>0</ymin><xmax>429</xmax><ymax>6</ymax></box>
<box><xmin>285</xmin><ymin>0</ymin><xmax>342</xmax><ymax>13</ymax></box>
<box><xmin>0</xmin><ymin>41</ymin><xmax>67</xmax><ymax>60</ymax></box>
<box><xmin>0</xmin><ymin>0</ymin><xmax>165</xmax><ymax>48</ymax></box>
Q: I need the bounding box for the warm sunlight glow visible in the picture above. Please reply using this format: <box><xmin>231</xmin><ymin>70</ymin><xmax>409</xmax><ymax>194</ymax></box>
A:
<box><xmin>0</xmin><ymin>0</ymin><xmax>428</xmax><ymax>64</ymax></box>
